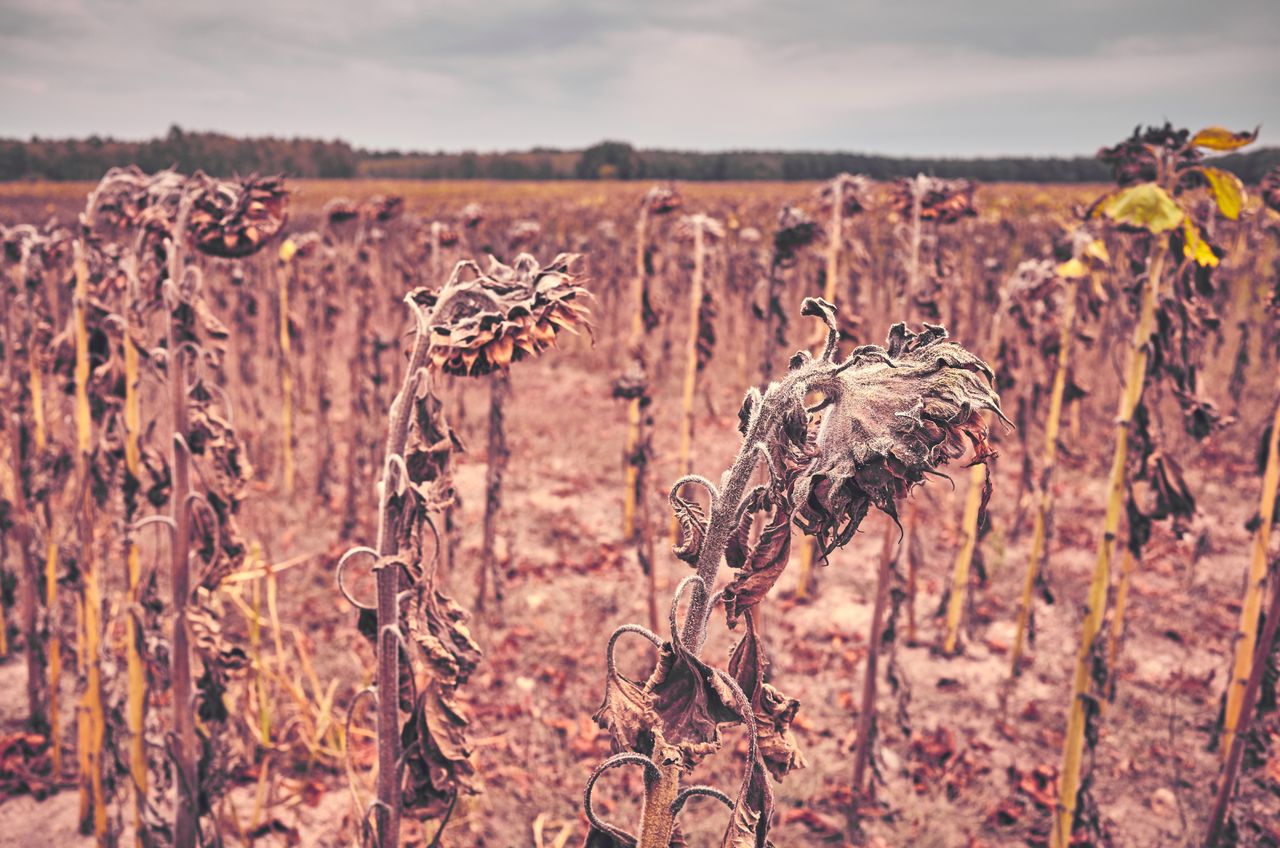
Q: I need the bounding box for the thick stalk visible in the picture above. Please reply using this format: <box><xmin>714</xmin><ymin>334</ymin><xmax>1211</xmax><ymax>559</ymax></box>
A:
<box><xmin>477</xmin><ymin>370</ymin><xmax>510</xmax><ymax>611</ymax></box>
<box><xmin>943</xmin><ymin>462</ymin><xmax>987</xmax><ymax>654</ymax></box>
<box><xmin>637</xmin><ymin>744</ymin><xmax>681</xmax><ymax>848</ymax></box>
<box><xmin>1205</xmin><ymin>554</ymin><xmax>1280</xmax><ymax>846</ymax></box>
<box><xmin>278</xmin><ymin>260</ymin><xmax>295</xmax><ymax>496</ymax></box>
<box><xmin>1102</xmin><ymin>548</ymin><xmax>1138</xmax><ymax>704</ymax></box>
<box><xmin>1052</xmin><ymin>244</ymin><xmax>1165</xmax><ymax>848</ymax></box>
<box><xmin>46</xmin><ymin>535</ymin><xmax>62</xmax><ymax>774</ymax></box>
<box><xmin>73</xmin><ymin>241</ymin><xmax>107</xmax><ymax>842</ymax></box>
<box><xmin>1010</xmin><ymin>278</ymin><xmax>1079</xmax><ymax>675</ymax></box>
<box><xmin>122</xmin><ymin>266</ymin><xmax>147</xmax><ymax>832</ymax></box>
<box><xmin>161</xmin><ymin>207</ymin><xmax>200</xmax><ymax>848</ymax></box>
<box><xmin>368</xmin><ymin>298</ymin><xmax>436</xmax><ymax>848</ymax></box>
<box><xmin>1222</xmin><ymin>389</ymin><xmax>1280</xmax><ymax>756</ymax></box>
<box><xmin>851</xmin><ymin>523</ymin><xmax>897</xmax><ymax>798</ymax></box>
<box><xmin>670</xmin><ymin>219</ymin><xmax>706</xmax><ymax>545</ymax></box>
<box><xmin>623</xmin><ymin>208</ymin><xmax>649</xmax><ymax>539</ymax></box>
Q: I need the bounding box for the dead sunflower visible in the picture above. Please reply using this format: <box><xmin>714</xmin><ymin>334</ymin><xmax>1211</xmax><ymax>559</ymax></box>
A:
<box><xmin>414</xmin><ymin>253</ymin><xmax>592</xmax><ymax>377</ymax></box>
<box><xmin>1262</xmin><ymin>166</ymin><xmax>1280</xmax><ymax>214</ymax></box>
<box><xmin>815</xmin><ymin>172</ymin><xmax>873</xmax><ymax>217</ymax></box>
<box><xmin>889</xmin><ymin>175</ymin><xmax>978</xmax><ymax>223</ymax></box>
<box><xmin>186</xmin><ymin>173</ymin><xmax>288</xmax><ymax>258</ymax></box>
<box><xmin>793</xmin><ymin>319</ymin><xmax>1007</xmax><ymax>554</ymax></box>
<box><xmin>642</xmin><ymin>184</ymin><xmax>683</xmax><ymax>216</ymax></box>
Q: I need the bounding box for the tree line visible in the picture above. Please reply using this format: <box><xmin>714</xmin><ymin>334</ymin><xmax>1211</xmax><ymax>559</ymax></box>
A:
<box><xmin>2</xmin><ymin>128</ymin><xmax>1277</xmax><ymax>183</ymax></box>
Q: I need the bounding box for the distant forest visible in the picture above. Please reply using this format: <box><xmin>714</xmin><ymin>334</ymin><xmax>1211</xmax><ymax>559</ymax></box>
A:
<box><xmin>3</xmin><ymin>125</ymin><xmax>1278</xmax><ymax>183</ymax></box>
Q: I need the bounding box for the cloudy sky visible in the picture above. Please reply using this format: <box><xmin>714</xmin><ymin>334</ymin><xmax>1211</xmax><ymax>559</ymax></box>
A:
<box><xmin>1</xmin><ymin>0</ymin><xmax>1277</xmax><ymax>156</ymax></box>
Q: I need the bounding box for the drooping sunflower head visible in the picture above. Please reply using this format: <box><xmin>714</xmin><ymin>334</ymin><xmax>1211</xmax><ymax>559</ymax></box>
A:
<box><xmin>1262</xmin><ymin>166</ymin><xmax>1280</xmax><ymax>214</ymax></box>
<box><xmin>815</xmin><ymin>172</ymin><xmax>873</xmax><ymax>217</ymax></box>
<box><xmin>415</xmin><ymin>253</ymin><xmax>592</xmax><ymax>377</ymax></box>
<box><xmin>642</xmin><ymin>184</ymin><xmax>683</xmax><ymax>216</ymax></box>
<box><xmin>794</xmin><ymin>321</ymin><xmax>1006</xmax><ymax>553</ymax></box>
<box><xmin>889</xmin><ymin>175</ymin><xmax>978</xmax><ymax>223</ymax></box>
<box><xmin>187</xmin><ymin>173</ymin><xmax>289</xmax><ymax>258</ymax></box>
<box><xmin>773</xmin><ymin>205</ymin><xmax>822</xmax><ymax>265</ymax></box>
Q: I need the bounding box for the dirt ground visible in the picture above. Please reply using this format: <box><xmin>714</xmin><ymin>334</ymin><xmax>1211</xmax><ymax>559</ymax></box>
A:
<box><xmin>6</xmin><ymin>345</ymin><xmax>1277</xmax><ymax>847</ymax></box>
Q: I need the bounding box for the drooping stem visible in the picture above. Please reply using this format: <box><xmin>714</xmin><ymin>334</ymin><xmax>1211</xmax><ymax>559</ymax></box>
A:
<box><xmin>1010</xmin><ymin>276</ymin><xmax>1080</xmax><ymax>676</ymax></box>
<box><xmin>850</xmin><ymin>522</ymin><xmax>896</xmax><ymax>801</ymax></box>
<box><xmin>1052</xmin><ymin>242</ymin><xmax>1165</xmax><ymax>848</ymax></box>
<box><xmin>1222</xmin><ymin>386</ymin><xmax>1280</xmax><ymax>757</ymax></box>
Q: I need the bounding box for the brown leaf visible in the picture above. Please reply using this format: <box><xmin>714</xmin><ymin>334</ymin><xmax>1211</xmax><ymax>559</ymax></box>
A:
<box><xmin>726</xmin><ymin>615</ymin><xmax>806</xmax><ymax>781</ymax></box>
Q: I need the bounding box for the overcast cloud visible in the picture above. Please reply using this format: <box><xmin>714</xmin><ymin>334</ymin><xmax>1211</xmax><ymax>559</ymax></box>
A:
<box><xmin>1</xmin><ymin>0</ymin><xmax>1277</xmax><ymax>155</ymax></box>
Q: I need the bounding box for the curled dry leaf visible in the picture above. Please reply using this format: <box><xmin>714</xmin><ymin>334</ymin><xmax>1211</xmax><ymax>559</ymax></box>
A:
<box><xmin>726</xmin><ymin>614</ymin><xmax>806</xmax><ymax>781</ymax></box>
<box><xmin>416</xmin><ymin>253</ymin><xmax>592</xmax><ymax>377</ymax></box>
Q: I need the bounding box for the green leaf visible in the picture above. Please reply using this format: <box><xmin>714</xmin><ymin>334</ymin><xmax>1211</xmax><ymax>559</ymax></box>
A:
<box><xmin>1200</xmin><ymin>166</ymin><xmax>1245</xmax><ymax>220</ymax></box>
<box><xmin>1190</xmin><ymin>126</ymin><xmax>1258</xmax><ymax>151</ymax></box>
<box><xmin>1101</xmin><ymin>183</ymin><xmax>1184</xmax><ymax>234</ymax></box>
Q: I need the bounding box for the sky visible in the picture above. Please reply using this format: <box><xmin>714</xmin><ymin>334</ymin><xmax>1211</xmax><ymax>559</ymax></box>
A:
<box><xmin>1</xmin><ymin>0</ymin><xmax>1278</xmax><ymax>157</ymax></box>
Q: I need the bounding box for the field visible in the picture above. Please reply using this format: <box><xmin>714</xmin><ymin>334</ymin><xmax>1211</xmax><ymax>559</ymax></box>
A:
<box><xmin>1</xmin><ymin>157</ymin><xmax>1278</xmax><ymax>848</ymax></box>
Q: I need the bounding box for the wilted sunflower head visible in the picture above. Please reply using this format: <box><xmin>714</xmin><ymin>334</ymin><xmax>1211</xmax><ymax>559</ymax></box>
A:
<box><xmin>507</xmin><ymin>220</ymin><xmax>542</xmax><ymax>249</ymax></box>
<box><xmin>460</xmin><ymin>202</ymin><xmax>486</xmax><ymax>228</ymax></box>
<box><xmin>773</xmin><ymin>206</ymin><xmax>822</xmax><ymax>265</ymax></box>
<box><xmin>186</xmin><ymin>173</ymin><xmax>289</xmax><ymax>258</ymax></box>
<box><xmin>815</xmin><ymin>173</ymin><xmax>873</xmax><ymax>217</ymax></box>
<box><xmin>890</xmin><ymin>175</ymin><xmax>978</xmax><ymax>223</ymax></box>
<box><xmin>362</xmin><ymin>194</ymin><xmax>404</xmax><ymax>223</ymax></box>
<box><xmin>1097</xmin><ymin>123</ymin><xmax>1202</xmax><ymax>188</ymax></box>
<box><xmin>323</xmin><ymin>197</ymin><xmax>360</xmax><ymax>227</ymax></box>
<box><xmin>1262</xmin><ymin>166</ymin><xmax>1280</xmax><ymax>214</ymax></box>
<box><xmin>793</xmin><ymin>320</ymin><xmax>1007</xmax><ymax>553</ymax></box>
<box><xmin>82</xmin><ymin>167</ymin><xmax>185</xmax><ymax>241</ymax></box>
<box><xmin>672</xmin><ymin>213</ymin><xmax>726</xmax><ymax>244</ymax></box>
<box><xmin>642</xmin><ymin>184</ymin><xmax>683</xmax><ymax>216</ymax></box>
<box><xmin>413</xmin><ymin>253</ymin><xmax>592</xmax><ymax>377</ymax></box>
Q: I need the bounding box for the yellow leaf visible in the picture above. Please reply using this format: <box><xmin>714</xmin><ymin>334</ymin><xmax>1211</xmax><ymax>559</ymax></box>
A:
<box><xmin>1182</xmin><ymin>220</ymin><xmax>1219</xmax><ymax>268</ymax></box>
<box><xmin>278</xmin><ymin>238</ymin><xmax>298</xmax><ymax>263</ymax></box>
<box><xmin>1056</xmin><ymin>257</ymin><xmax>1088</xmax><ymax>279</ymax></box>
<box><xmin>1084</xmin><ymin>239</ymin><xmax>1110</xmax><ymax>266</ymax></box>
<box><xmin>1190</xmin><ymin>126</ymin><xmax>1258</xmax><ymax>151</ymax></box>
<box><xmin>1102</xmin><ymin>183</ymin><xmax>1184</xmax><ymax>234</ymax></box>
<box><xmin>1200</xmin><ymin>166</ymin><xmax>1245</xmax><ymax>220</ymax></box>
